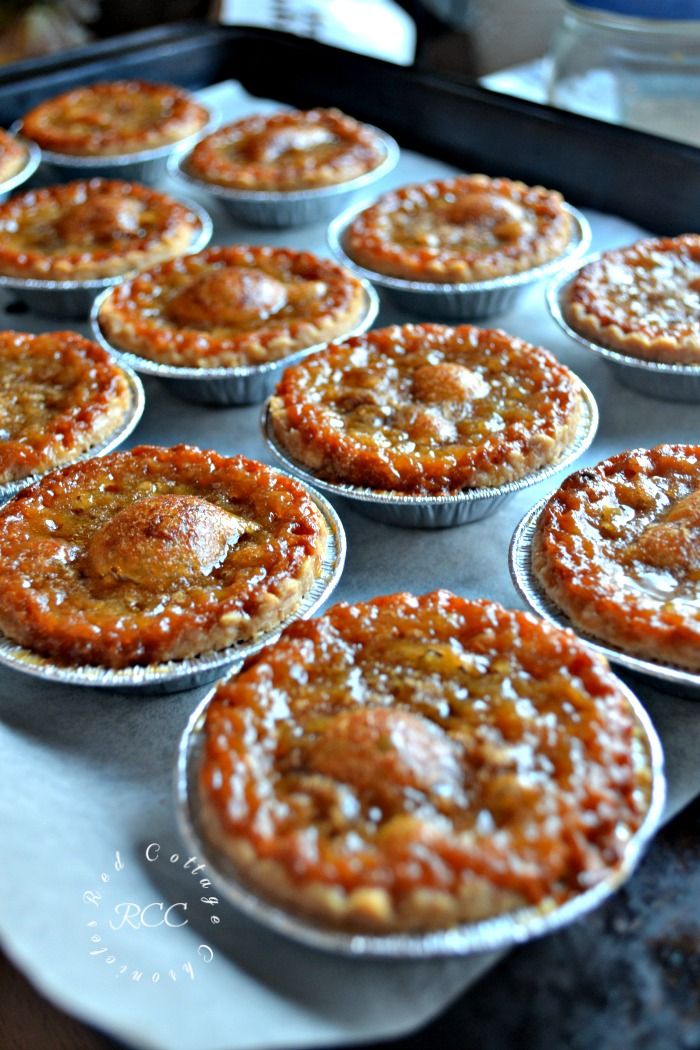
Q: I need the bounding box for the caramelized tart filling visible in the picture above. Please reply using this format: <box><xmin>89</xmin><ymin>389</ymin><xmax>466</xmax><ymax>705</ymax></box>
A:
<box><xmin>269</xmin><ymin>322</ymin><xmax>583</xmax><ymax>494</ymax></box>
<box><xmin>533</xmin><ymin>444</ymin><xmax>700</xmax><ymax>670</ymax></box>
<box><xmin>0</xmin><ymin>129</ymin><xmax>27</xmax><ymax>183</ymax></box>
<box><xmin>0</xmin><ymin>179</ymin><xmax>201</xmax><ymax>281</ymax></box>
<box><xmin>21</xmin><ymin>81</ymin><xmax>209</xmax><ymax>157</ymax></box>
<box><xmin>344</xmin><ymin>174</ymin><xmax>572</xmax><ymax>283</ymax></box>
<box><xmin>199</xmin><ymin>590</ymin><xmax>653</xmax><ymax>933</ymax></box>
<box><xmin>187</xmin><ymin>108</ymin><xmax>386</xmax><ymax>191</ymax></box>
<box><xmin>0</xmin><ymin>330</ymin><xmax>131</xmax><ymax>485</ymax></box>
<box><xmin>96</xmin><ymin>245</ymin><xmax>366</xmax><ymax>368</ymax></box>
<box><xmin>0</xmin><ymin>445</ymin><xmax>328</xmax><ymax>667</ymax></box>
<box><xmin>564</xmin><ymin>235</ymin><xmax>700</xmax><ymax>364</ymax></box>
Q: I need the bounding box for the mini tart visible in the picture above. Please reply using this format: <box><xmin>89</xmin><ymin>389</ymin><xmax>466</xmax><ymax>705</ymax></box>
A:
<box><xmin>97</xmin><ymin>245</ymin><xmax>367</xmax><ymax>369</ymax></box>
<box><xmin>564</xmin><ymin>235</ymin><xmax>700</xmax><ymax>365</ymax></box>
<box><xmin>269</xmin><ymin>323</ymin><xmax>582</xmax><ymax>495</ymax></box>
<box><xmin>0</xmin><ymin>445</ymin><xmax>328</xmax><ymax>668</ymax></box>
<box><xmin>198</xmin><ymin>590</ymin><xmax>652</xmax><ymax>934</ymax></box>
<box><xmin>187</xmin><ymin>108</ymin><xmax>386</xmax><ymax>191</ymax></box>
<box><xmin>21</xmin><ymin>81</ymin><xmax>209</xmax><ymax>157</ymax></box>
<box><xmin>344</xmin><ymin>174</ymin><xmax>572</xmax><ymax>283</ymax></box>
<box><xmin>0</xmin><ymin>330</ymin><xmax>131</xmax><ymax>485</ymax></box>
<box><xmin>0</xmin><ymin>179</ymin><xmax>201</xmax><ymax>282</ymax></box>
<box><xmin>533</xmin><ymin>444</ymin><xmax>700</xmax><ymax>671</ymax></box>
<box><xmin>0</xmin><ymin>129</ymin><xmax>27</xmax><ymax>183</ymax></box>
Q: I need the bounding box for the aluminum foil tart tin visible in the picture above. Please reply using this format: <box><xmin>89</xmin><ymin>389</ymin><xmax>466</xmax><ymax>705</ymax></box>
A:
<box><xmin>261</xmin><ymin>382</ymin><xmax>599</xmax><ymax>528</ymax></box>
<box><xmin>327</xmin><ymin>202</ymin><xmax>592</xmax><ymax>321</ymax></box>
<box><xmin>10</xmin><ymin>109</ymin><xmax>218</xmax><ymax>184</ymax></box>
<box><xmin>0</xmin><ymin>198</ymin><xmax>213</xmax><ymax>319</ymax></box>
<box><xmin>175</xmin><ymin>665</ymin><xmax>664</xmax><ymax>958</ymax></box>
<box><xmin>167</xmin><ymin>127</ymin><xmax>400</xmax><ymax>228</ymax></box>
<box><xmin>0</xmin><ymin>361</ymin><xmax>145</xmax><ymax>506</ymax></box>
<box><xmin>89</xmin><ymin>281</ymin><xmax>380</xmax><ymax>406</ymax></box>
<box><xmin>0</xmin><ymin>484</ymin><xmax>345</xmax><ymax>695</ymax></box>
<box><xmin>509</xmin><ymin>497</ymin><xmax>700</xmax><ymax>700</ymax></box>
<box><xmin>0</xmin><ymin>136</ymin><xmax>41</xmax><ymax>201</ymax></box>
<box><xmin>547</xmin><ymin>261</ymin><xmax>700</xmax><ymax>403</ymax></box>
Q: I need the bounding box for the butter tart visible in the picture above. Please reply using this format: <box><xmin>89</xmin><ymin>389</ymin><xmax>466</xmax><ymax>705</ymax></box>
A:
<box><xmin>0</xmin><ymin>129</ymin><xmax>27</xmax><ymax>183</ymax></box>
<box><xmin>0</xmin><ymin>179</ymin><xmax>202</xmax><ymax>282</ymax></box>
<box><xmin>269</xmin><ymin>323</ymin><xmax>583</xmax><ymax>495</ymax></box>
<box><xmin>21</xmin><ymin>81</ymin><xmax>209</xmax><ymax>157</ymax></box>
<box><xmin>564</xmin><ymin>235</ymin><xmax>700</xmax><ymax>364</ymax></box>
<box><xmin>96</xmin><ymin>245</ymin><xmax>367</xmax><ymax>368</ymax></box>
<box><xmin>187</xmin><ymin>108</ymin><xmax>387</xmax><ymax>191</ymax></box>
<box><xmin>198</xmin><ymin>590</ymin><xmax>653</xmax><ymax>933</ymax></box>
<box><xmin>533</xmin><ymin>444</ymin><xmax>700</xmax><ymax>671</ymax></box>
<box><xmin>0</xmin><ymin>330</ymin><xmax>132</xmax><ymax>486</ymax></box>
<box><xmin>344</xmin><ymin>174</ymin><xmax>573</xmax><ymax>283</ymax></box>
<box><xmin>0</xmin><ymin>445</ymin><xmax>328</xmax><ymax>667</ymax></box>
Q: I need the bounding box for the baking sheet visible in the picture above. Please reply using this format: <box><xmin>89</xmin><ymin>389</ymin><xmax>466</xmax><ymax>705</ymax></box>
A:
<box><xmin>0</xmin><ymin>79</ymin><xmax>698</xmax><ymax>1050</ymax></box>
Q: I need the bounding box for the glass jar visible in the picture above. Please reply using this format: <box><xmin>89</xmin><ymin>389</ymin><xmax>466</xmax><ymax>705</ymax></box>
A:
<box><xmin>548</xmin><ymin>1</ymin><xmax>700</xmax><ymax>146</ymax></box>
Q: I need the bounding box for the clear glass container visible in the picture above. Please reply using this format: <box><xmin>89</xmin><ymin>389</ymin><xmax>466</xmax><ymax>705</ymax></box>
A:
<box><xmin>548</xmin><ymin>1</ymin><xmax>700</xmax><ymax>146</ymax></box>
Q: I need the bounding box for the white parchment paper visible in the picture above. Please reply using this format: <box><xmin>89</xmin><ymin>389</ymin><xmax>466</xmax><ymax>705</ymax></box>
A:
<box><xmin>0</xmin><ymin>81</ymin><xmax>698</xmax><ymax>1050</ymax></box>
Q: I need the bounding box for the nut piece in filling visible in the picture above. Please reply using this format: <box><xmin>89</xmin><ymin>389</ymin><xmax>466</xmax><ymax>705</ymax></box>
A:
<box><xmin>187</xmin><ymin>108</ymin><xmax>387</xmax><ymax>191</ymax></box>
<box><xmin>198</xmin><ymin>590</ymin><xmax>653</xmax><ymax>933</ymax></box>
<box><xmin>21</xmin><ymin>81</ymin><xmax>210</xmax><ymax>157</ymax></box>
<box><xmin>0</xmin><ymin>179</ymin><xmax>202</xmax><ymax>282</ymax></box>
<box><xmin>0</xmin><ymin>330</ymin><xmax>131</xmax><ymax>485</ymax></box>
<box><xmin>269</xmin><ymin>322</ymin><xmax>582</xmax><ymax>494</ymax></box>
<box><xmin>563</xmin><ymin>235</ymin><xmax>700</xmax><ymax>365</ymax></box>
<box><xmin>533</xmin><ymin>444</ymin><xmax>700</xmax><ymax>671</ymax></box>
<box><xmin>0</xmin><ymin>129</ymin><xmax>27</xmax><ymax>183</ymax></box>
<box><xmin>0</xmin><ymin>445</ymin><xmax>328</xmax><ymax>667</ymax></box>
<box><xmin>97</xmin><ymin>245</ymin><xmax>367</xmax><ymax>369</ymax></box>
<box><xmin>344</xmin><ymin>174</ymin><xmax>572</xmax><ymax>283</ymax></box>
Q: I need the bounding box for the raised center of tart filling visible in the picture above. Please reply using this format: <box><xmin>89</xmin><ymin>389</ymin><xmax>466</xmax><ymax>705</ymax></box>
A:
<box><xmin>250</xmin><ymin>125</ymin><xmax>339</xmax><ymax>163</ymax></box>
<box><xmin>166</xmin><ymin>267</ymin><xmax>289</xmax><ymax>328</ymax></box>
<box><xmin>624</xmin><ymin>488</ymin><xmax>700</xmax><ymax>589</ymax></box>
<box><xmin>86</xmin><ymin>494</ymin><xmax>258</xmax><ymax>590</ymax></box>
<box><xmin>411</xmin><ymin>362</ymin><xmax>490</xmax><ymax>404</ymax></box>
<box><xmin>397</xmin><ymin>192</ymin><xmax>533</xmax><ymax>252</ymax></box>
<box><xmin>443</xmin><ymin>191</ymin><xmax>529</xmax><ymax>241</ymax></box>
<box><xmin>54</xmin><ymin>194</ymin><xmax>145</xmax><ymax>245</ymax></box>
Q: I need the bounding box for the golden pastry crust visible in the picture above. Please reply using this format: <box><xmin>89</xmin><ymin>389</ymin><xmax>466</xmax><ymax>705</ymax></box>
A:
<box><xmin>344</xmin><ymin>175</ymin><xmax>572</xmax><ymax>283</ymax></box>
<box><xmin>187</xmin><ymin>108</ymin><xmax>386</xmax><ymax>191</ymax></box>
<box><xmin>0</xmin><ymin>129</ymin><xmax>27</xmax><ymax>183</ymax></box>
<box><xmin>0</xmin><ymin>179</ymin><xmax>202</xmax><ymax>281</ymax></box>
<box><xmin>0</xmin><ymin>330</ymin><xmax>131</xmax><ymax>485</ymax></box>
<box><xmin>564</xmin><ymin>235</ymin><xmax>700</xmax><ymax>364</ymax></box>
<box><xmin>0</xmin><ymin>445</ymin><xmax>328</xmax><ymax>668</ymax></box>
<box><xmin>97</xmin><ymin>245</ymin><xmax>366</xmax><ymax>368</ymax></box>
<box><xmin>199</xmin><ymin>590</ymin><xmax>653</xmax><ymax>934</ymax></box>
<box><xmin>21</xmin><ymin>81</ymin><xmax>209</xmax><ymax>157</ymax></box>
<box><xmin>269</xmin><ymin>323</ymin><xmax>582</xmax><ymax>495</ymax></box>
<box><xmin>533</xmin><ymin>444</ymin><xmax>700</xmax><ymax>671</ymax></box>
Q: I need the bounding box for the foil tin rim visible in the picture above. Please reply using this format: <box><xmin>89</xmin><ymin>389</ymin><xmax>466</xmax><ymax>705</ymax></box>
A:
<box><xmin>174</xmin><ymin>657</ymin><xmax>665</xmax><ymax>957</ymax></box>
<box><xmin>167</xmin><ymin>126</ymin><xmax>400</xmax><ymax>203</ymax></box>
<box><xmin>0</xmin><ymin>136</ymin><xmax>41</xmax><ymax>196</ymax></box>
<box><xmin>326</xmin><ymin>201</ymin><xmax>592</xmax><ymax>295</ymax></box>
<box><xmin>89</xmin><ymin>281</ymin><xmax>380</xmax><ymax>381</ymax></box>
<box><xmin>546</xmin><ymin>258</ymin><xmax>700</xmax><ymax>377</ymax></box>
<box><xmin>0</xmin><ymin>197</ymin><xmax>213</xmax><ymax>293</ymax></box>
<box><xmin>0</xmin><ymin>482</ymin><xmax>346</xmax><ymax>690</ymax></box>
<box><xmin>509</xmin><ymin>496</ymin><xmax>700</xmax><ymax>695</ymax></box>
<box><xmin>0</xmin><ymin>361</ymin><xmax>145</xmax><ymax>505</ymax></box>
<box><xmin>260</xmin><ymin>382</ymin><xmax>599</xmax><ymax>509</ymax></box>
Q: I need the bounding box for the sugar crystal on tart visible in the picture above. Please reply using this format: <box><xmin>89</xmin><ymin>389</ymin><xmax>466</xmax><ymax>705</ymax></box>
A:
<box><xmin>269</xmin><ymin>323</ymin><xmax>583</xmax><ymax>495</ymax></box>
<box><xmin>564</xmin><ymin>235</ymin><xmax>700</xmax><ymax>364</ymax></box>
<box><xmin>533</xmin><ymin>444</ymin><xmax>700</xmax><ymax>671</ymax></box>
<box><xmin>0</xmin><ymin>330</ymin><xmax>131</xmax><ymax>485</ymax></box>
<box><xmin>344</xmin><ymin>174</ymin><xmax>572</xmax><ymax>283</ymax></box>
<box><xmin>0</xmin><ymin>129</ymin><xmax>27</xmax><ymax>183</ymax></box>
<box><xmin>198</xmin><ymin>590</ymin><xmax>653</xmax><ymax>934</ymax></box>
<box><xmin>97</xmin><ymin>245</ymin><xmax>367</xmax><ymax>369</ymax></box>
<box><xmin>0</xmin><ymin>445</ymin><xmax>328</xmax><ymax>667</ymax></box>
<box><xmin>0</xmin><ymin>179</ymin><xmax>202</xmax><ymax>282</ymax></box>
<box><xmin>21</xmin><ymin>81</ymin><xmax>209</xmax><ymax>157</ymax></box>
<box><xmin>187</xmin><ymin>108</ymin><xmax>387</xmax><ymax>191</ymax></box>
